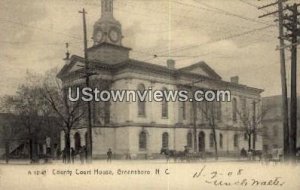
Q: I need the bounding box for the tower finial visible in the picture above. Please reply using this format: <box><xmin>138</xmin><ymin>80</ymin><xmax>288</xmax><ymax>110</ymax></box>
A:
<box><xmin>101</xmin><ymin>0</ymin><xmax>114</xmax><ymax>18</ymax></box>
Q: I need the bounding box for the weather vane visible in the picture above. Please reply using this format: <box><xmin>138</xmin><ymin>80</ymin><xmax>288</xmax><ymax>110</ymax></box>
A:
<box><xmin>64</xmin><ymin>42</ymin><xmax>70</xmax><ymax>60</ymax></box>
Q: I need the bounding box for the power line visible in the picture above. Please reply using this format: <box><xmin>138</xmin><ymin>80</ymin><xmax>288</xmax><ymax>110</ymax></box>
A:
<box><xmin>134</xmin><ymin>24</ymin><xmax>276</xmax><ymax>61</ymax></box>
<box><xmin>0</xmin><ymin>40</ymin><xmax>82</xmax><ymax>46</ymax></box>
<box><xmin>133</xmin><ymin>0</ymin><xmax>279</xmax><ymax>56</ymax></box>
<box><xmin>147</xmin><ymin>25</ymin><xmax>274</xmax><ymax>61</ymax></box>
<box><xmin>238</xmin><ymin>0</ymin><xmax>260</xmax><ymax>9</ymax></box>
<box><xmin>135</xmin><ymin>25</ymin><xmax>275</xmax><ymax>62</ymax></box>
<box><xmin>191</xmin><ymin>0</ymin><xmax>273</xmax><ymax>26</ymax></box>
<box><xmin>0</xmin><ymin>18</ymin><xmax>83</xmax><ymax>41</ymax></box>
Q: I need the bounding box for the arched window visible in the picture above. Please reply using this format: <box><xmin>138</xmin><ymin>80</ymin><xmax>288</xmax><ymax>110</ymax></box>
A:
<box><xmin>109</xmin><ymin>0</ymin><xmax>113</xmax><ymax>12</ymax></box>
<box><xmin>219</xmin><ymin>133</ymin><xmax>223</xmax><ymax>148</ymax></box>
<box><xmin>137</xmin><ymin>84</ymin><xmax>146</xmax><ymax>117</ymax></box>
<box><xmin>104</xmin><ymin>0</ymin><xmax>109</xmax><ymax>12</ymax></box>
<box><xmin>241</xmin><ymin>98</ymin><xmax>247</xmax><ymax>113</ymax></box>
<box><xmin>232</xmin><ymin>98</ymin><xmax>237</xmax><ymax>122</ymax></box>
<box><xmin>187</xmin><ymin>132</ymin><xmax>193</xmax><ymax>148</ymax></box>
<box><xmin>162</xmin><ymin>87</ymin><xmax>168</xmax><ymax>118</ymax></box>
<box><xmin>139</xmin><ymin>131</ymin><xmax>147</xmax><ymax>150</ymax></box>
<box><xmin>209</xmin><ymin>133</ymin><xmax>214</xmax><ymax>148</ymax></box>
<box><xmin>198</xmin><ymin>131</ymin><xmax>205</xmax><ymax>152</ymax></box>
<box><xmin>74</xmin><ymin>132</ymin><xmax>81</xmax><ymax>152</ymax></box>
<box><xmin>162</xmin><ymin>132</ymin><xmax>169</xmax><ymax>148</ymax></box>
<box><xmin>234</xmin><ymin>134</ymin><xmax>239</xmax><ymax>147</ymax></box>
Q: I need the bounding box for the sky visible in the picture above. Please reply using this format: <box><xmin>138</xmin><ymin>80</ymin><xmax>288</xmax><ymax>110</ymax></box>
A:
<box><xmin>0</xmin><ymin>0</ymin><xmax>299</xmax><ymax>97</ymax></box>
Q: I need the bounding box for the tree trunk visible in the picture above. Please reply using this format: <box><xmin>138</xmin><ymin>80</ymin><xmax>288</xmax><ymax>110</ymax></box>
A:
<box><xmin>248</xmin><ymin>133</ymin><xmax>252</xmax><ymax>151</ymax></box>
<box><xmin>211</xmin><ymin>124</ymin><xmax>218</xmax><ymax>160</ymax></box>
<box><xmin>211</xmin><ymin>106</ymin><xmax>218</xmax><ymax>160</ymax></box>
<box><xmin>5</xmin><ymin>141</ymin><xmax>10</xmax><ymax>164</ymax></box>
<box><xmin>29</xmin><ymin>138</ymin><xmax>33</xmax><ymax>162</ymax></box>
<box><xmin>28</xmin><ymin>125</ymin><xmax>35</xmax><ymax>163</ymax></box>
<box><xmin>30</xmin><ymin>136</ymin><xmax>39</xmax><ymax>163</ymax></box>
<box><xmin>252</xmin><ymin>132</ymin><xmax>256</xmax><ymax>150</ymax></box>
<box><xmin>213</xmin><ymin>132</ymin><xmax>218</xmax><ymax>160</ymax></box>
<box><xmin>65</xmin><ymin>131</ymin><xmax>71</xmax><ymax>163</ymax></box>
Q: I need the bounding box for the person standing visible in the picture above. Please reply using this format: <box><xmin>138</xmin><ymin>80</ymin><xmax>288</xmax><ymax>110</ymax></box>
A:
<box><xmin>107</xmin><ymin>148</ymin><xmax>112</xmax><ymax>163</ymax></box>
<box><xmin>71</xmin><ymin>148</ymin><xmax>75</xmax><ymax>164</ymax></box>
<box><xmin>62</xmin><ymin>148</ymin><xmax>66</xmax><ymax>164</ymax></box>
<box><xmin>240</xmin><ymin>148</ymin><xmax>247</xmax><ymax>159</ymax></box>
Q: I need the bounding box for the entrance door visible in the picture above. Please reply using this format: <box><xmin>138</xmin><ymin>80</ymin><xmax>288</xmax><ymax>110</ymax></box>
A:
<box><xmin>198</xmin><ymin>131</ymin><xmax>205</xmax><ymax>152</ymax></box>
<box><xmin>74</xmin><ymin>132</ymin><xmax>81</xmax><ymax>152</ymax></box>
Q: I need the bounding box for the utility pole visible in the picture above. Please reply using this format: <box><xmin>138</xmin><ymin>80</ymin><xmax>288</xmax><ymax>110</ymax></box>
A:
<box><xmin>79</xmin><ymin>8</ymin><xmax>93</xmax><ymax>163</ymax></box>
<box><xmin>258</xmin><ymin>0</ymin><xmax>290</xmax><ymax>160</ymax></box>
<box><xmin>283</xmin><ymin>3</ymin><xmax>299</xmax><ymax>160</ymax></box>
<box><xmin>252</xmin><ymin>101</ymin><xmax>256</xmax><ymax>150</ymax></box>
<box><xmin>289</xmin><ymin>4</ymin><xmax>298</xmax><ymax>160</ymax></box>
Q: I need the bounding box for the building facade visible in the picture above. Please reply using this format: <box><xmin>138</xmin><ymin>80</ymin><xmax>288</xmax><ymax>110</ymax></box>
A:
<box><xmin>262</xmin><ymin>96</ymin><xmax>300</xmax><ymax>153</ymax></box>
<box><xmin>58</xmin><ymin>0</ymin><xmax>264</xmax><ymax>159</ymax></box>
<box><xmin>0</xmin><ymin>113</ymin><xmax>60</xmax><ymax>160</ymax></box>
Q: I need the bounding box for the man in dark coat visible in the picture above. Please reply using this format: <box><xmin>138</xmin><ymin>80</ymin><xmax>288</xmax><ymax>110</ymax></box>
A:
<box><xmin>107</xmin><ymin>148</ymin><xmax>112</xmax><ymax>163</ymax></box>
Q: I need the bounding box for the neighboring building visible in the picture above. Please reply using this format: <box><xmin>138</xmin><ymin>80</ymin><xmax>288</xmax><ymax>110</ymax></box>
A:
<box><xmin>0</xmin><ymin>113</ymin><xmax>60</xmax><ymax>159</ymax></box>
<box><xmin>262</xmin><ymin>96</ymin><xmax>300</xmax><ymax>153</ymax></box>
<box><xmin>58</xmin><ymin>0</ymin><xmax>264</xmax><ymax>159</ymax></box>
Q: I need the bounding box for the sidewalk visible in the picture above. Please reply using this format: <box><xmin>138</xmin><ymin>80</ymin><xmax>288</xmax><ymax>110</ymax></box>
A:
<box><xmin>0</xmin><ymin>157</ymin><xmax>259</xmax><ymax>165</ymax></box>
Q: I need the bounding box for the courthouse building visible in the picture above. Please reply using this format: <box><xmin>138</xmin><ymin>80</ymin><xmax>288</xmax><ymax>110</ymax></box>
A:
<box><xmin>58</xmin><ymin>0</ymin><xmax>264</xmax><ymax>159</ymax></box>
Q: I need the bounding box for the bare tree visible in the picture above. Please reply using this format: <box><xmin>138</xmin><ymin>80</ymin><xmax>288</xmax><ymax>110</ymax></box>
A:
<box><xmin>237</xmin><ymin>100</ymin><xmax>271</xmax><ymax>151</ymax></box>
<box><xmin>40</xmin><ymin>68</ymin><xmax>84</xmax><ymax>163</ymax></box>
<box><xmin>197</xmin><ymin>101</ymin><xmax>221</xmax><ymax>160</ymax></box>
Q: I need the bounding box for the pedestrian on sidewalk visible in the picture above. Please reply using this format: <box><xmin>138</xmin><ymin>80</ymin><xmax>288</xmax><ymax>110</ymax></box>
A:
<box><xmin>107</xmin><ymin>148</ymin><xmax>112</xmax><ymax>163</ymax></box>
<box><xmin>71</xmin><ymin>148</ymin><xmax>75</xmax><ymax>164</ymax></box>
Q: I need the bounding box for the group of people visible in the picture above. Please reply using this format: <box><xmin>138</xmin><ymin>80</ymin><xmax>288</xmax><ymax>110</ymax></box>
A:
<box><xmin>240</xmin><ymin>148</ymin><xmax>263</xmax><ymax>161</ymax></box>
<box><xmin>62</xmin><ymin>146</ymin><xmax>87</xmax><ymax>164</ymax></box>
<box><xmin>61</xmin><ymin>147</ymin><xmax>113</xmax><ymax>163</ymax></box>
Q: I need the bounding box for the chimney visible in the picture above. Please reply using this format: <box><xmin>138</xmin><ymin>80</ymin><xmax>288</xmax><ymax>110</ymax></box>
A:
<box><xmin>167</xmin><ymin>59</ymin><xmax>175</xmax><ymax>69</ymax></box>
<box><xmin>230</xmin><ymin>76</ymin><xmax>239</xmax><ymax>84</ymax></box>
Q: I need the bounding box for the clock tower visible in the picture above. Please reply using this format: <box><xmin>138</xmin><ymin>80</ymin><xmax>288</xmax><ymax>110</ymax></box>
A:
<box><xmin>93</xmin><ymin>0</ymin><xmax>122</xmax><ymax>46</ymax></box>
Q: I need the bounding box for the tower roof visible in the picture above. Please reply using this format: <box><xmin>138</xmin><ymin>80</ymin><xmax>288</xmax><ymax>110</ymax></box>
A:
<box><xmin>93</xmin><ymin>0</ymin><xmax>123</xmax><ymax>46</ymax></box>
<box><xmin>101</xmin><ymin>0</ymin><xmax>114</xmax><ymax>19</ymax></box>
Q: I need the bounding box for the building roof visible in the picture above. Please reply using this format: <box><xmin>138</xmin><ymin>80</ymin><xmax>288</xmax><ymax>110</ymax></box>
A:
<box><xmin>57</xmin><ymin>54</ymin><xmax>264</xmax><ymax>94</ymax></box>
<box><xmin>178</xmin><ymin>61</ymin><xmax>222</xmax><ymax>80</ymax></box>
<box><xmin>87</xmin><ymin>42</ymin><xmax>132</xmax><ymax>52</ymax></box>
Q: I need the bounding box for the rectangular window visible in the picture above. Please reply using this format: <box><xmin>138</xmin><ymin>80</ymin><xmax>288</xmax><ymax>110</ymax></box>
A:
<box><xmin>162</xmin><ymin>100</ymin><xmax>168</xmax><ymax>118</ymax></box>
<box><xmin>182</xmin><ymin>102</ymin><xmax>186</xmax><ymax>120</ymax></box>
<box><xmin>232</xmin><ymin>98</ymin><xmax>237</xmax><ymax>122</ymax></box>
<box><xmin>139</xmin><ymin>132</ymin><xmax>147</xmax><ymax>150</ymax></box>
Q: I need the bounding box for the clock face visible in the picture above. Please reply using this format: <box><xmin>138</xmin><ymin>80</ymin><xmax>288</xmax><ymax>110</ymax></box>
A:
<box><xmin>95</xmin><ymin>31</ymin><xmax>103</xmax><ymax>42</ymax></box>
<box><xmin>109</xmin><ymin>29</ymin><xmax>120</xmax><ymax>43</ymax></box>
